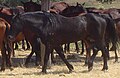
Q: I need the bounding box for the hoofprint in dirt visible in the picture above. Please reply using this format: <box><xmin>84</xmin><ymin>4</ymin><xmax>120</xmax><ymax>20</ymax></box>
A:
<box><xmin>0</xmin><ymin>49</ymin><xmax>120</xmax><ymax>78</ymax></box>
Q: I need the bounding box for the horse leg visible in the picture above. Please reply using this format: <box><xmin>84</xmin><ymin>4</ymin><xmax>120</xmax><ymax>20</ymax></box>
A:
<box><xmin>84</xmin><ymin>41</ymin><xmax>91</xmax><ymax>66</ymax></box>
<box><xmin>12</xmin><ymin>43</ymin><xmax>15</xmax><ymax>57</ymax></box>
<box><xmin>14</xmin><ymin>42</ymin><xmax>18</xmax><ymax>50</ymax></box>
<box><xmin>88</xmin><ymin>48</ymin><xmax>98</xmax><ymax>71</ymax></box>
<box><xmin>6</xmin><ymin>42</ymin><xmax>13</xmax><ymax>71</ymax></box>
<box><xmin>75</xmin><ymin>42</ymin><xmax>79</xmax><ymax>53</ymax></box>
<box><xmin>25</xmin><ymin>51</ymin><xmax>34</xmax><ymax>67</ymax></box>
<box><xmin>22</xmin><ymin>40</ymin><xmax>25</xmax><ymax>50</ymax></box>
<box><xmin>25</xmin><ymin>39</ymin><xmax>30</xmax><ymax>50</ymax></box>
<box><xmin>54</xmin><ymin>45</ymin><xmax>74</xmax><ymax>73</ymax></box>
<box><xmin>25</xmin><ymin>38</ymin><xmax>41</xmax><ymax>66</ymax></box>
<box><xmin>64</xmin><ymin>44</ymin><xmax>67</xmax><ymax>53</ymax></box>
<box><xmin>98</xmin><ymin>42</ymin><xmax>108</xmax><ymax>71</ymax></box>
<box><xmin>80</xmin><ymin>40</ymin><xmax>84</xmax><ymax>55</ymax></box>
<box><xmin>114</xmin><ymin>49</ymin><xmax>118</xmax><ymax>62</ymax></box>
<box><xmin>0</xmin><ymin>42</ymin><xmax>6</xmax><ymax>71</ymax></box>
<box><xmin>42</xmin><ymin>44</ymin><xmax>52</xmax><ymax>73</ymax></box>
<box><xmin>101</xmin><ymin>42</ymin><xmax>110</xmax><ymax>60</ymax></box>
<box><xmin>101</xmin><ymin>46</ymin><xmax>108</xmax><ymax>71</ymax></box>
<box><xmin>67</xmin><ymin>43</ymin><xmax>70</xmax><ymax>53</ymax></box>
<box><xmin>51</xmin><ymin>50</ymin><xmax>56</xmax><ymax>64</ymax></box>
<box><xmin>112</xmin><ymin>45</ymin><xmax>118</xmax><ymax>62</ymax></box>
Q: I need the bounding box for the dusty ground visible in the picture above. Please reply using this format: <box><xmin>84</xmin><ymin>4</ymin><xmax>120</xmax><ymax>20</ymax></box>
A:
<box><xmin>0</xmin><ymin>47</ymin><xmax>120</xmax><ymax>78</ymax></box>
<box><xmin>0</xmin><ymin>0</ymin><xmax>120</xmax><ymax>78</ymax></box>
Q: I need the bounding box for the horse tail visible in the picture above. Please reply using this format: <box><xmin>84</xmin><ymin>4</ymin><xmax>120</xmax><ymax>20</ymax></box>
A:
<box><xmin>105</xmin><ymin>17</ymin><xmax>119</xmax><ymax>49</ymax></box>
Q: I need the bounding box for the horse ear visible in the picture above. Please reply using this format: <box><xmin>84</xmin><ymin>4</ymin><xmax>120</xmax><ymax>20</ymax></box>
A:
<box><xmin>82</xmin><ymin>2</ymin><xmax>85</xmax><ymax>6</ymax></box>
<box><xmin>76</xmin><ymin>2</ymin><xmax>79</xmax><ymax>6</ymax></box>
<box><xmin>21</xmin><ymin>1</ymin><xmax>25</xmax><ymax>4</ymax></box>
<box><xmin>76</xmin><ymin>2</ymin><xmax>82</xmax><ymax>6</ymax></box>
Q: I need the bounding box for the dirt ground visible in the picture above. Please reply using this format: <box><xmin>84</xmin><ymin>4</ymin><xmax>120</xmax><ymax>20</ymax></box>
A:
<box><xmin>0</xmin><ymin>48</ymin><xmax>120</xmax><ymax>78</ymax></box>
<box><xmin>0</xmin><ymin>0</ymin><xmax>120</xmax><ymax>78</ymax></box>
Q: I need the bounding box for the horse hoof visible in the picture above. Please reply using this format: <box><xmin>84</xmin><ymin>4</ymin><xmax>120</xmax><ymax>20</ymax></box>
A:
<box><xmin>26</xmin><ymin>48</ymin><xmax>30</xmax><ymax>50</ymax></box>
<box><xmin>83</xmin><ymin>63</ymin><xmax>88</xmax><ymax>66</ymax></box>
<box><xmin>88</xmin><ymin>66</ymin><xmax>93</xmax><ymax>71</ymax></box>
<box><xmin>0</xmin><ymin>68</ymin><xmax>5</xmax><ymax>72</ymax></box>
<box><xmin>10</xmin><ymin>67</ymin><xmax>14</xmax><ymax>71</ymax></box>
<box><xmin>102</xmin><ymin>69</ymin><xmax>108</xmax><ymax>72</ymax></box>
<box><xmin>102</xmin><ymin>67</ymin><xmax>108</xmax><ymax>72</ymax></box>
<box><xmin>68</xmin><ymin>70</ymin><xmax>73</xmax><ymax>73</ymax></box>
<box><xmin>69</xmin><ymin>64</ymin><xmax>74</xmax><ymax>70</ymax></box>
<box><xmin>114</xmin><ymin>59</ymin><xmax>119</xmax><ymax>63</ymax></box>
<box><xmin>41</xmin><ymin>71</ymin><xmax>47</xmax><ymax>74</ymax></box>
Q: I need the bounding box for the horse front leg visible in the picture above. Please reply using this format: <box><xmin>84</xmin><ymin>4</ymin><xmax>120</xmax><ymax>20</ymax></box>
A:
<box><xmin>55</xmin><ymin>45</ymin><xmax>74</xmax><ymax>73</ymax></box>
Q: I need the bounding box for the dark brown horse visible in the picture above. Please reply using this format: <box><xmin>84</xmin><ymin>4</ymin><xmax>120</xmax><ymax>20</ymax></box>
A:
<box><xmin>8</xmin><ymin>11</ymin><xmax>109</xmax><ymax>73</ymax></box>
<box><xmin>21</xmin><ymin>0</ymin><xmax>41</xmax><ymax>12</ymax></box>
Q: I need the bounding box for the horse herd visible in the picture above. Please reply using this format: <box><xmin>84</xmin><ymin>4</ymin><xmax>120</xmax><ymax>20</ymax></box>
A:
<box><xmin>0</xmin><ymin>0</ymin><xmax>120</xmax><ymax>74</ymax></box>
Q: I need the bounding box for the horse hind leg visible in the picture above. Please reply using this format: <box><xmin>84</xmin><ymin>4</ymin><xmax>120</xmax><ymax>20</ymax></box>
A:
<box><xmin>98</xmin><ymin>42</ymin><xmax>108</xmax><ymax>71</ymax></box>
<box><xmin>80</xmin><ymin>40</ymin><xmax>84</xmax><ymax>55</ymax></box>
<box><xmin>22</xmin><ymin>40</ymin><xmax>25</xmax><ymax>50</ymax></box>
<box><xmin>88</xmin><ymin>48</ymin><xmax>98</xmax><ymax>71</ymax></box>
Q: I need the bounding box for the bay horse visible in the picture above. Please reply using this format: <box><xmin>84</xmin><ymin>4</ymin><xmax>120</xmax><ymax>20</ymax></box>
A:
<box><xmin>0</xmin><ymin>7</ymin><xmax>30</xmax><ymax>51</ymax></box>
<box><xmin>0</xmin><ymin>18</ymin><xmax>13</xmax><ymax>71</ymax></box>
<box><xmin>8</xmin><ymin>11</ymin><xmax>109</xmax><ymax>73</ymax></box>
<box><xmin>0</xmin><ymin>8</ymin><xmax>40</xmax><ymax>68</ymax></box>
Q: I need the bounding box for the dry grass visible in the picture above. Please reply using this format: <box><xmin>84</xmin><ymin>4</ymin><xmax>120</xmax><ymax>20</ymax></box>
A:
<box><xmin>0</xmin><ymin>0</ymin><xmax>120</xmax><ymax>78</ymax></box>
<box><xmin>0</xmin><ymin>49</ymin><xmax>120</xmax><ymax>78</ymax></box>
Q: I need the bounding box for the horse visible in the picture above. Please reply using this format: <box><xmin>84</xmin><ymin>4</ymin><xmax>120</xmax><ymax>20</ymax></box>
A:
<box><xmin>50</xmin><ymin>1</ymin><xmax>69</xmax><ymax>13</ymax></box>
<box><xmin>0</xmin><ymin>8</ymin><xmax>41</xmax><ymax>69</ymax></box>
<box><xmin>60</xmin><ymin>3</ymin><xmax>119</xmax><ymax>62</ymax></box>
<box><xmin>21</xmin><ymin>0</ymin><xmax>41</xmax><ymax>12</ymax></box>
<box><xmin>0</xmin><ymin>7</ymin><xmax>30</xmax><ymax>51</ymax></box>
<box><xmin>0</xmin><ymin>18</ymin><xmax>13</xmax><ymax>71</ymax></box>
<box><xmin>8</xmin><ymin>11</ymin><xmax>109</xmax><ymax>73</ymax></box>
<box><xmin>21</xmin><ymin>0</ymin><xmax>58</xmax><ymax>64</ymax></box>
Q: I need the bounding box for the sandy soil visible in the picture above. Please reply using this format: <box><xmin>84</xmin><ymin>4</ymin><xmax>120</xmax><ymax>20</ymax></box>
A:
<box><xmin>0</xmin><ymin>49</ymin><xmax>120</xmax><ymax>78</ymax></box>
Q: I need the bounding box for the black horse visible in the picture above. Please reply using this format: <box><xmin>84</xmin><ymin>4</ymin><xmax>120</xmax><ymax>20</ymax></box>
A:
<box><xmin>60</xmin><ymin>3</ymin><xmax>119</xmax><ymax>62</ymax></box>
<box><xmin>8</xmin><ymin>11</ymin><xmax>109</xmax><ymax>73</ymax></box>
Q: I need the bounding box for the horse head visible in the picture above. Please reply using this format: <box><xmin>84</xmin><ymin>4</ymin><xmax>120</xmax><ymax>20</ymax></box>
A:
<box><xmin>21</xmin><ymin>0</ymin><xmax>41</xmax><ymax>12</ymax></box>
